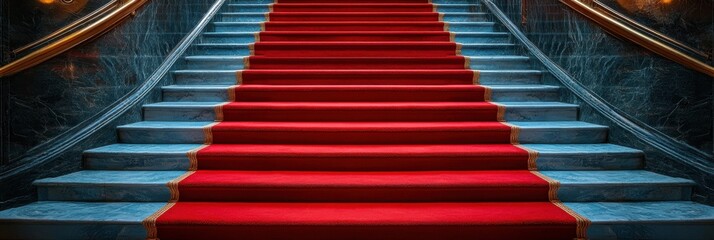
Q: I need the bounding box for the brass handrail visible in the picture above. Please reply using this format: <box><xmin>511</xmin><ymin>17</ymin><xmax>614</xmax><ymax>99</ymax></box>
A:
<box><xmin>560</xmin><ymin>0</ymin><xmax>714</xmax><ymax>78</ymax></box>
<box><xmin>0</xmin><ymin>0</ymin><xmax>149</xmax><ymax>78</ymax></box>
<box><xmin>592</xmin><ymin>0</ymin><xmax>711</xmax><ymax>60</ymax></box>
<box><xmin>12</xmin><ymin>0</ymin><xmax>121</xmax><ymax>55</ymax></box>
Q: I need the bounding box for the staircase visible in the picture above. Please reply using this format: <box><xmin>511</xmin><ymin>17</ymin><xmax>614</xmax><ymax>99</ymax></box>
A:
<box><xmin>1</xmin><ymin>0</ymin><xmax>713</xmax><ymax>239</ymax></box>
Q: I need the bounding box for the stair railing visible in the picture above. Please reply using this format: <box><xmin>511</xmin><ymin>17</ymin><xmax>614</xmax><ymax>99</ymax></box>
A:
<box><xmin>559</xmin><ymin>0</ymin><xmax>714</xmax><ymax>78</ymax></box>
<box><xmin>0</xmin><ymin>0</ymin><xmax>149</xmax><ymax>78</ymax></box>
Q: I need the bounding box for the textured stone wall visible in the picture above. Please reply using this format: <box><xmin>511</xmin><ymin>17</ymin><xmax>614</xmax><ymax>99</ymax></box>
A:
<box><xmin>0</xmin><ymin>0</ymin><xmax>216</xmax><ymax>209</ymax></box>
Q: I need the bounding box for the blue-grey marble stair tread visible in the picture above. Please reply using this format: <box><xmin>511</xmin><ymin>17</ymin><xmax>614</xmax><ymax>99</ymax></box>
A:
<box><xmin>171</xmin><ymin>70</ymin><xmax>544</xmax><ymax>85</ymax></box>
<box><xmin>224</xmin><ymin>3</ymin><xmax>481</xmax><ymax>6</ymax></box>
<box><xmin>1</xmin><ymin>201</ymin><xmax>711</xmax><ymax>240</ymax></box>
<box><xmin>212</xmin><ymin>22</ymin><xmax>497</xmax><ymax>25</ymax></box>
<box><xmin>32</xmin><ymin>170</ymin><xmax>692</xmax><ymax>202</ymax></box>
<box><xmin>0</xmin><ymin>202</ymin><xmax>162</xmax><ymax>223</ymax></box>
<box><xmin>35</xmin><ymin>170</ymin><xmax>692</xmax><ymax>187</ymax></box>
<box><xmin>33</xmin><ymin>171</ymin><xmax>184</xmax><ymax>186</ymax></box>
<box><xmin>565</xmin><ymin>202</ymin><xmax>714</xmax><ymax>240</ymax></box>
<box><xmin>0</xmin><ymin>202</ymin><xmax>162</xmax><ymax>240</ymax></box>
<box><xmin>161</xmin><ymin>84</ymin><xmax>558</xmax><ymax>102</ymax></box>
<box><xmin>82</xmin><ymin>143</ymin><xmax>642</xmax><ymax>171</ymax></box>
<box><xmin>141</xmin><ymin>101</ymin><xmax>578</xmax><ymax>122</ymax></box>
<box><xmin>116</xmin><ymin>121</ymin><xmax>607</xmax><ymax>144</ymax></box>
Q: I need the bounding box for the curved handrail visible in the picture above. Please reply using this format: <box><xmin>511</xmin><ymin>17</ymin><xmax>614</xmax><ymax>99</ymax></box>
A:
<box><xmin>12</xmin><ymin>0</ymin><xmax>121</xmax><ymax>55</ymax></box>
<box><xmin>480</xmin><ymin>0</ymin><xmax>714</xmax><ymax>174</ymax></box>
<box><xmin>559</xmin><ymin>0</ymin><xmax>714</xmax><ymax>78</ymax></box>
<box><xmin>592</xmin><ymin>0</ymin><xmax>711</xmax><ymax>61</ymax></box>
<box><xmin>0</xmin><ymin>0</ymin><xmax>149</xmax><ymax>78</ymax></box>
<box><xmin>0</xmin><ymin>0</ymin><xmax>227</xmax><ymax>182</ymax></box>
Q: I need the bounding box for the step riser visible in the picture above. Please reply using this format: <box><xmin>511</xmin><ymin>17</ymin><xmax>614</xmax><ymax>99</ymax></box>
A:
<box><xmin>183</xmin><ymin>57</ymin><xmax>528</xmax><ymax>70</ymax></box>
<box><xmin>38</xmin><ymin>185</ymin><xmax>170</xmax><ymax>202</ymax></box>
<box><xmin>36</xmin><ymin>182</ymin><xmax>691</xmax><ymax>202</ymax></box>
<box><xmin>162</xmin><ymin>87</ymin><xmax>557</xmax><ymax>102</ymax></box>
<box><xmin>223</xmin><ymin>5</ymin><xmax>481</xmax><ymax>13</ymax></box>
<box><xmin>228</xmin><ymin>0</ymin><xmax>476</xmax><ymax>3</ymax></box>
<box><xmin>84</xmin><ymin>152</ymin><xmax>643</xmax><ymax>171</ymax></box>
<box><xmin>118</xmin><ymin>126</ymin><xmax>606</xmax><ymax>144</ymax></box>
<box><xmin>199</xmin><ymin>33</ymin><xmax>510</xmax><ymax>44</ymax></box>
<box><xmin>189</xmin><ymin>44</ymin><xmax>518</xmax><ymax>56</ymax></box>
<box><xmin>143</xmin><ymin>105</ymin><xmax>577</xmax><ymax>122</ymax></box>
<box><xmin>172</xmin><ymin>71</ymin><xmax>540</xmax><ymax>85</ymax></box>
<box><xmin>219</xmin><ymin>14</ymin><xmax>489</xmax><ymax>22</ymax></box>
<box><xmin>213</xmin><ymin>23</ymin><xmax>498</xmax><ymax>32</ymax></box>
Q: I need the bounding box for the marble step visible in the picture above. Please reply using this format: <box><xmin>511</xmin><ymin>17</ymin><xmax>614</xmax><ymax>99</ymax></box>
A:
<box><xmin>32</xmin><ymin>170</ymin><xmax>692</xmax><ymax>202</ymax></box>
<box><xmin>223</xmin><ymin>3</ymin><xmax>483</xmax><ymax>13</ymax></box>
<box><xmin>1</xmin><ymin>201</ymin><xmax>712</xmax><ymax>240</ymax></box>
<box><xmin>182</xmin><ymin>55</ymin><xmax>530</xmax><ymax>70</ymax></box>
<box><xmin>228</xmin><ymin>0</ymin><xmax>478</xmax><ymax>3</ymax></box>
<box><xmin>172</xmin><ymin>69</ymin><xmax>543</xmax><ymax>85</ymax></box>
<box><xmin>141</xmin><ymin>101</ymin><xmax>578</xmax><ymax>122</ymax></box>
<box><xmin>213</xmin><ymin>22</ymin><xmax>499</xmax><ymax>32</ymax></box>
<box><xmin>199</xmin><ymin>31</ymin><xmax>511</xmax><ymax>44</ymax></box>
<box><xmin>82</xmin><ymin>143</ymin><xmax>643</xmax><ymax>171</ymax></box>
<box><xmin>116</xmin><ymin>121</ymin><xmax>608</xmax><ymax>144</ymax></box>
<box><xmin>218</xmin><ymin>12</ymin><xmax>490</xmax><ymax>22</ymax></box>
<box><xmin>162</xmin><ymin>84</ymin><xmax>557</xmax><ymax>102</ymax></box>
<box><xmin>189</xmin><ymin>42</ymin><xmax>521</xmax><ymax>56</ymax></box>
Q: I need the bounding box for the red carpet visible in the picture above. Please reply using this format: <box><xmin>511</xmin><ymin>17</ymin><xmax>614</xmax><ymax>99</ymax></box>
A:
<box><xmin>147</xmin><ymin>1</ymin><xmax>587</xmax><ymax>239</ymax></box>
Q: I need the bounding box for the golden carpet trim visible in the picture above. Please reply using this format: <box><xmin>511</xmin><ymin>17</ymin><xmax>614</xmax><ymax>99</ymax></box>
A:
<box><xmin>438</xmin><ymin>12</ymin><xmax>444</xmax><ymax>21</ymax></box>
<box><xmin>472</xmin><ymin>70</ymin><xmax>480</xmax><ymax>85</ymax></box>
<box><xmin>236</xmin><ymin>70</ymin><xmax>243</xmax><ymax>84</ymax></box>
<box><xmin>530</xmin><ymin>171</ymin><xmax>559</xmax><ymax>201</ymax></box>
<box><xmin>169</xmin><ymin>171</ymin><xmax>195</xmax><ymax>202</ymax></box>
<box><xmin>463</xmin><ymin>57</ymin><xmax>470</xmax><ymax>69</ymax></box>
<box><xmin>500</xmin><ymin>122</ymin><xmax>520</xmax><ymax>144</ymax></box>
<box><xmin>243</xmin><ymin>57</ymin><xmax>250</xmax><ymax>69</ymax></box>
<box><xmin>264</xmin><ymin>12</ymin><xmax>270</xmax><ymax>22</ymax></box>
<box><xmin>187</xmin><ymin>144</ymin><xmax>209</xmax><ymax>171</ymax></box>
<box><xmin>142</xmin><ymin>202</ymin><xmax>176</xmax><ymax>240</ymax></box>
<box><xmin>432</xmin><ymin>4</ymin><xmax>437</xmax><ymax>12</ymax></box>
<box><xmin>268</xmin><ymin>3</ymin><xmax>274</xmax><ymax>12</ymax></box>
<box><xmin>553</xmin><ymin>202</ymin><xmax>591</xmax><ymax>240</ymax></box>
<box><xmin>248</xmin><ymin>44</ymin><xmax>255</xmax><ymax>56</ymax></box>
<box><xmin>482</xmin><ymin>86</ymin><xmax>492</xmax><ymax>101</ymax></box>
<box><xmin>449</xmin><ymin>32</ymin><xmax>456</xmax><ymax>42</ymax></box>
<box><xmin>455</xmin><ymin>43</ymin><xmax>462</xmax><ymax>55</ymax></box>
<box><xmin>514</xmin><ymin>144</ymin><xmax>539</xmax><ymax>170</ymax></box>
<box><xmin>254</xmin><ymin>32</ymin><xmax>260</xmax><ymax>42</ymax></box>
<box><xmin>203</xmin><ymin>122</ymin><xmax>220</xmax><ymax>144</ymax></box>
<box><xmin>443</xmin><ymin>22</ymin><xmax>449</xmax><ymax>31</ymax></box>
<box><xmin>227</xmin><ymin>85</ymin><xmax>237</xmax><ymax>101</ymax></box>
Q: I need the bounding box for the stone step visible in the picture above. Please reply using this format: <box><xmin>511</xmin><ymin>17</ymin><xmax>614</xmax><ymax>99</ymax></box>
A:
<box><xmin>218</xmin><ymin>12</ymin><xmax>490</xmax><ymax>22</ymax></box>
<box><xmin>212</xmin><ymin>21</ymin><xmax>499</xmax><ymax>32</ymax></box>
<box><xmin>82</xmin><ymin>143</ymin><xmax>643</xmax><ymax>171</ymax></box>
<box><xmin>161</xmin><ymin>84</ymin><xmax>557</xmax><ymax>102</ymax></box>
<box><xmin>189</xmin><ymin>42</ymin><xmax>521</xmax><ymax>56</ymax></box>
<box><xmin>116</xmin><ymin>121</ymin><xmax>608</xmax><ymax>144</ymax></box>
<box><xmin>172</xmin><ymin>69</ymin><xmax>542</xmax><ymax>85</ymax></box>
<box><xmin>223</xmin><ymin>3</ymin><xmax>483</xmax><ymax>13</ymax></box>
<box><xmin>181</xmin><ymin>55</ymin><xmax>530</xmax><ymax>70</ymax></box>
<box><xmin>32</xmin><ymin>170</ymin><xmax>692</xmax><ymax>202</ymax></box>
<box><xmin>199</xmin><ymin>31</ymin><xmax>511</xmax><ymax>44</ymax></box>
<box><xmin>228</xmin><ymin>0</ymin><xmax>476</xmax><ymax>3</ymax></box>
<box><xmin>141</xmin><ymin>101</ymin><xmax>578</xmax><ymax>122</ymax></box>
<box><xmin>1</xmin><ymin>201</ymin><xmax>712</xmax><ymax>240</ymax></box>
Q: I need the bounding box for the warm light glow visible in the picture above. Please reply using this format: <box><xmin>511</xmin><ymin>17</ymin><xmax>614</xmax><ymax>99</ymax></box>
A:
<box><xmin>37</xmin><ymin>0</ymin><xmax>55</xmax><ymax>4</ymax></box>
<box><xmin>661</xmin><ymin>0</ymin><xmax>673</xmax><ymax>4</ymax></box>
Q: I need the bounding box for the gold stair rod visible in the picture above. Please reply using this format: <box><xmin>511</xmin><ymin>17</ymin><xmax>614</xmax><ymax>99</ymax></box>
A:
<box><xmin>0</xmin><ymin>0</ymin><xmax>149</xmax><ymax>78</ymax></box>
<box><xmin>560</xmin><ymin>0</ymin><xmax>714</xmax><ymax>78</ymax></box>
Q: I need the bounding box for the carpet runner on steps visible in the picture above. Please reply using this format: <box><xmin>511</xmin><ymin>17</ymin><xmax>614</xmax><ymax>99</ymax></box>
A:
<box><xmin>142</xmin><ymin>1</ymin><xmax>589</xmax><ymax>240</ymax></box>
<box><xmin>2</xmin><ymin>0</ymin><xmax>713</xmax><ymax>239</ymax></box>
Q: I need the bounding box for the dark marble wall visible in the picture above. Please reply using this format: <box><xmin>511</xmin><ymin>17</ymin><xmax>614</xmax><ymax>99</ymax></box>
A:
<box><xmin>0</xmin><ymin>0</ymin><xmax>217</xmax><ymax>209</ymax></box>
<box><xmin>598</xmin><ymin>0</ymin><xmax>713</xmax><ymax>58</ymax></box>
<box><xmin>491</xmin><ymin>0</ymin><xmax>714</xmax><ymax>203</ymax></box>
